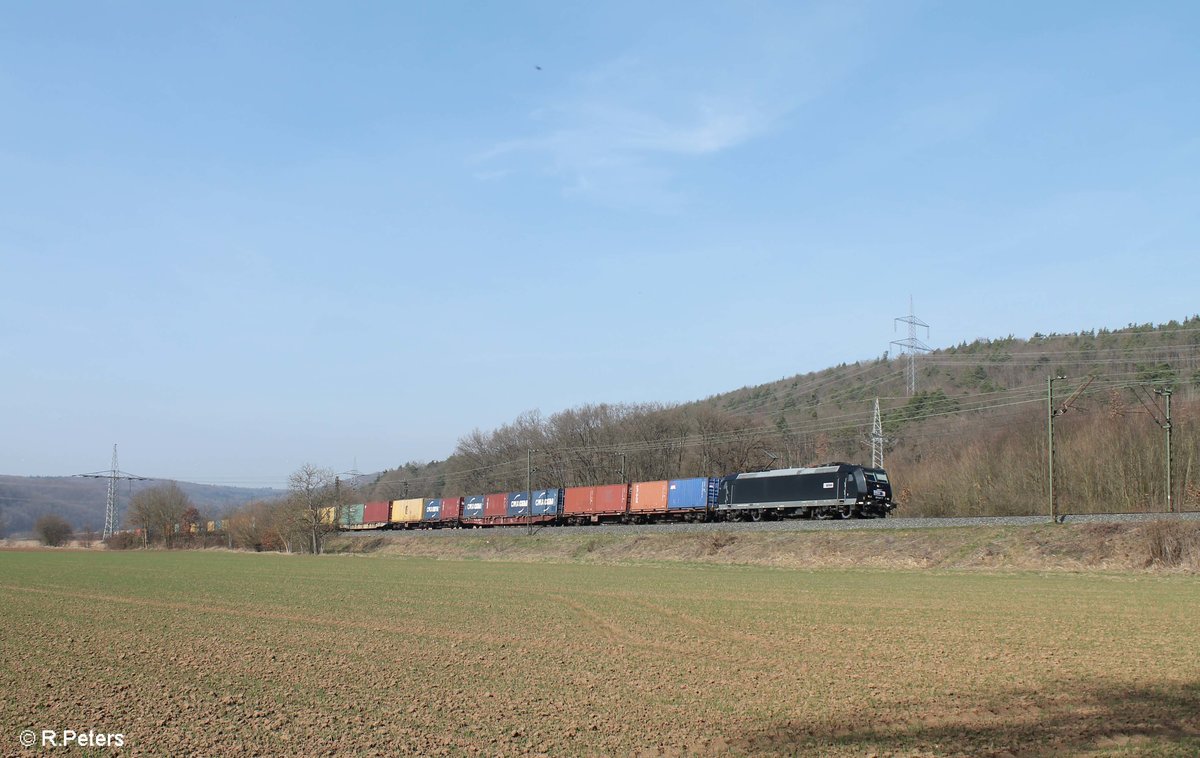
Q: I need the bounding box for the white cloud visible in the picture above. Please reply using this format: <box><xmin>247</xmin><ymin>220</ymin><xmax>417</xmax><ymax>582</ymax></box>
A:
<box><xmin>478</xmin><ymin>3</ymin><xmax>881</xmax><ymax>210</ymax></box>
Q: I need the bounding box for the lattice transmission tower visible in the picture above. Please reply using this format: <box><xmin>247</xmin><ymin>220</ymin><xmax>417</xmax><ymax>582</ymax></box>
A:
<box><xmin>76</xmin><ymin>445</ymin><xmax>149</xmax><ymax>538</ymax></box>
<box><xmin>890</xmin><ymin>296</ymin><xmax>931</xmax><ymax>396</ymax></box>
<box><xmin>871</xmin><ymin>398</ymin><xmax>885</xmax><ymax>468</ymax></box>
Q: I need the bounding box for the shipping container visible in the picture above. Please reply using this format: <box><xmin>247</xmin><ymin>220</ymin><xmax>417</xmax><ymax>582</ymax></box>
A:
<box><xmin>440</xmin><ymin>497</ymin><xmax>463</xmax><ymax>521</ymax></box>
<box><xmin>463</xmin><ymin>496</ymin><xmax>485</xmax><ymax>519</ymax></box>
<box><xmin>564</xmin><ymin>484</ymin><xmax>629</xmax><ymax>515</ymax></box>
<box><xmin>667</xmin><ymin>477</ymin><xmax>719</xmax><ymax>510</ymax></box>
<box><xmin>595</xmin><ymin>483</ymin><xmax>630</xmax><ymax>513</ymax></box>
<box><xmin>563</xmin><ymin>486</ymin><xmax>594</xmax><ymax>515</ymax></box>
<box><xmin>390</xmin><ymin>498</ymin><xmax>424</xmax><ymax>524</ymax></box>
<box><xmin>340</xmin><ymin>503</ymin><xmax>365</xmax><ymax>527</ymax></box>
<box><xmin>206</xmin><ymin>520</ymin><xmax>215</xmax><ymax>533</ymax></box>
<box><xmin>363</xmin><ymin>501</ymin><xmax>390</xmax><ymax>524</ymax></box>
<box><xmin>630</xmin><ymin>480</ymin><xmax>669</xmax><ymax>513</ymax></box>
<box><xmin>484</xmin><ymin>493</ymin><xmax>508</xmax><ymax>518</ymax></box>
<box><xmin>214</xmin><ymin>519</ymin><xmax>223</xmax><ymax>531</ymax></box>
<box><xmin>318</xmin><ymin>507</ymin><xmax>337</xmax><ymax>526</ymax></box>
<box><xmin>422</xmin><ymin>499</ymin><xmax>441</xmax><ymax>521</ymax></box>
<box><xmin>532</xmin><ymin>488</ymin><xmax>562</xmax><ymax>516</ymax></box>
<box><xmin>506</xmin><ymin>491</ymin><xmax>531</xmax><ymax>518</ymax></box>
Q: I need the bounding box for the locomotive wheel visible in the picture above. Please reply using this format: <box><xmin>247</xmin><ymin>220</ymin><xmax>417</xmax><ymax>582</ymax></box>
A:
<box><xmin>838</xmin><ymin>504</ymin><xmax>855</xmax><ymax>519</ymax></box>
<box><xmin>750</xmin><ymin>509</ymin><xmax>764</xmax><ymax>522</ymax></box>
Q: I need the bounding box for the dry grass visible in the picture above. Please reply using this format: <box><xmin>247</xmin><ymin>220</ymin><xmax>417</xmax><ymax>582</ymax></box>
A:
<box><xmin>328</xmin><ymin>520</ymin><xmax>1200</xmax><ymax>574</ymax></box>
<box><xmin>1142</xmin><ymin>520</ymin><xmax>1200</xmax><ymax>569</ymax></box>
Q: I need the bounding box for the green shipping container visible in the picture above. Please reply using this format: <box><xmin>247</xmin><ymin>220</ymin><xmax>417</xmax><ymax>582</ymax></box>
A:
<box><xmin>340</xmin><ymin>503</ymin><xmax>365</xmax><ymax>527</ymax></box>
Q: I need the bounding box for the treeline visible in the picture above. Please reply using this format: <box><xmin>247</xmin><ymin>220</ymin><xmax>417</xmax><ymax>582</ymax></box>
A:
<box><xmin>360</xmin><ymin>320</ymin><xmax>1200</xmax><ymax>518</ymax></box>
<box><xmin>110</xmin><ymin>467</ymin><xmax>358</xmax><ymax>554</ymax></box>
<box><xmin>897</xmin><ymin>395</ymin><xmax>1198</xmax><ymax>516</ymax></box>
<box><xmin>366</xmin><ymin>402</ymin><xmax>863</xmax><ymax>502</ymax></box>
<box><xmin>108</xmin><ymin>320</ymin><xmax>1200</xmax><ymax>547</ymax></box>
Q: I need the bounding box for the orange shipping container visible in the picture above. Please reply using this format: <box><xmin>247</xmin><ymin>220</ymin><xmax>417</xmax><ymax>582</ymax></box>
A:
<box><xmin>630</xmin><ymin>481</ymin><xmax>669</xmax><ymax>513</ymax></box>
<box><xmin>564</xmin><ymin>484</ymin><xmax>629</xmax><ymax>516</ymax></box>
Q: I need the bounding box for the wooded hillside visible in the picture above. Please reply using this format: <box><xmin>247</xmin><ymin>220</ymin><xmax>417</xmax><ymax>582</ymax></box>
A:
<box><xmin>366</xmin><ymin>317</ymin><xmax>1200</xmax><ymax>516</ymax></box>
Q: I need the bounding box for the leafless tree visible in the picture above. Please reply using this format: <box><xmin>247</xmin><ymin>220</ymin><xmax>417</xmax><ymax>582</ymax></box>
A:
<box><xmin>126</xmin><ymin>482</ymin><xmax>192</xmax><ymax>548</ymax></box>
<box><xmin>287</xmin><ymin>464</ymin><xmax>340</xmax><ymax>554</ymax></box>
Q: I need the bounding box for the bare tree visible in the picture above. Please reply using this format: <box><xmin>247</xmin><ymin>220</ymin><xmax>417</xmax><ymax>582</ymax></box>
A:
<box><xmin>288</xmin><ymin>464</ymin><xmax>340</xmax><ymax>555</ymax></box>
<box><xmin>127</xmin><ymin>482</ymin><xmax>192</xmax><ymax>548</ymax></box>
<box><xmin>35</xmin><ymin>515</ymin><xmax>73</xmax><ymax>546</ymax></box>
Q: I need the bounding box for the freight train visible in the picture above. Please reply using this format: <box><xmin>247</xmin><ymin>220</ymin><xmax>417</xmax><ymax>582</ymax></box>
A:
<box><xmin>326</xmin><ymin>463</ymin><xmax>895</xmax><ymax>530</ymax></box>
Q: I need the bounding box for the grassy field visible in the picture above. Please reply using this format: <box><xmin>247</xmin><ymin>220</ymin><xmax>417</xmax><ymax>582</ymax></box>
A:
<box><xmin>2</xmin><ymin>550</ymin><xmax>1199</xmax><ymax>756</ymax></box>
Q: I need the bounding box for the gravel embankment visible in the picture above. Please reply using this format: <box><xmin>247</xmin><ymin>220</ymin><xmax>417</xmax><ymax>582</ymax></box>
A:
<box><xmin>341</xmin><ymin>510</ymin><xmax>1200</xmax><ymax>538</ymax></box>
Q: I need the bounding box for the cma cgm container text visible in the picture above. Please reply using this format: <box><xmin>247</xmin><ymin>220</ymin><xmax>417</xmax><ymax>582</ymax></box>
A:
<box><xmin>463</xmin><ymin>496</ymin><xmax>485</xmax><ymax>518</ymax></box>
<box><xmin>532</xmin><ymin>488</ymin><xmax>562</xmax><ymax>516</ymax></box>
<box><xmin>422</xmin><ymin>499</ymin><xmax>441</xmax><ymax>521</ymax></box>
<box><xmin>506</xmin><ymin>491</ymin><xmax>531</xmax><ymax>518</ymax></box>
<box><xmin>506</xmin><ymin>489</ymin><xmax>563</xmax><ymax>518</ymax></box>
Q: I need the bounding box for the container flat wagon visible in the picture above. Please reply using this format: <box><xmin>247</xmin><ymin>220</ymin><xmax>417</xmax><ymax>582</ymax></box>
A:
<box><xmin>460</xmin><ymin>489</ymin><xmax>561</xmax><ymax>527</ymax></box>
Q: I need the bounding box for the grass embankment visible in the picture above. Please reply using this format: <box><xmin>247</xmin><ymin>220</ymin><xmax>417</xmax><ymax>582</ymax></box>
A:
<box><xmin>3</xmin><ymin>550</ymin><xmax>1197</xmax><ymax>755</ymax></box>
<box><xmin>328</xmin><ymin>520</ymin><xmax>1200</xmax><ymax>573</ymax></box>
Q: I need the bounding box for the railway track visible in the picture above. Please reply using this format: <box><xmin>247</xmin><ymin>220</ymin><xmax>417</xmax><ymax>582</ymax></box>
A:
<box><xmin>340</xmin><ymin>510</ymin><xmax>1200</xmax><ymax>538</ymax></box>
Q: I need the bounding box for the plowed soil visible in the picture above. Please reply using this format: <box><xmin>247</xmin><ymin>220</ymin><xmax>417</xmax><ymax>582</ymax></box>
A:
<box><xmin>2</xmin><ymin>550</ymin><xmax>1198</xmax><ymax>756</ymax></box>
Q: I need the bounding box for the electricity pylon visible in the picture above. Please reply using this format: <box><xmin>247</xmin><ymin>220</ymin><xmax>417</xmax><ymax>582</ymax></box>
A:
<box><xmin>891</xmin><ymin>296</ymin><xmax>931</xmax><ymax>396</ymax></box>
<box><xmin>75</xmin><ymin>445</ymin><xmax>149</xmax><ymax>538</ymax></box>
<box><xmin>871</xmin><ymin>398</ymin><xmax>885</xmax><ymax>468</ymax></box>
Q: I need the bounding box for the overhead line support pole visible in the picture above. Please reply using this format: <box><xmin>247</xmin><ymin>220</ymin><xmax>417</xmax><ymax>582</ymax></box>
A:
<box><xmin>1168</xmin><ymin>389</ymin><xmax>1173</xmax><ymax>513</ymax></box>
<box><xmin>1156</xmin><ymin>388</ymin><xmax>1173</xmax><ymax>513</ymax></box>
<box><xmin>1048</xmin><ymin>375</ymin><xmax>1066</xmax><ymax>523</ymax></box>
<box><xmin>527</xmin><ymin>448</ymin><xmax>535</xmax><ymax>536</ymax></box>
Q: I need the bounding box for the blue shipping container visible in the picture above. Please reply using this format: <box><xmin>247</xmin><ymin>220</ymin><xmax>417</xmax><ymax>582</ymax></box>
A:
<box><xmin>506</xmin><ymin>491</ymin><xmax>530</xmax><ymax>518</ymax></box>
<box><xmin>422</xmin><ymin>499</ymin><xmax>441</xmax><ymax>521</ymax></box>
<box><xmin>532</xmin><ymin>488</ymin><xmax>562</xmax><ymax>516</ymax></box>
<box><xmin>463</xmin><ymin>495</ymin><xmax>485</xmax><ymax>518</ymax></box>
<box><xmin>667</xmin><ymin>477</ymin><xmax>718</xmax><ymax>510</ymax></box>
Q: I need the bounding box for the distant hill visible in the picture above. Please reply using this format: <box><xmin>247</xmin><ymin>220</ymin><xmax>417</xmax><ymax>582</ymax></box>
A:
<box><xmin>0</xmin><ymin>476</ymin><xmax>282</xmax><ymax>537</ymax></box>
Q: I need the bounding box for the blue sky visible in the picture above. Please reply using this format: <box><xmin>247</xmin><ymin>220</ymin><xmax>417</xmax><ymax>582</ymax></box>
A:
<box><xmin>2</xmin><ymin>1</ymin><xmax>1197</xmax><ymax>487</ymax></box>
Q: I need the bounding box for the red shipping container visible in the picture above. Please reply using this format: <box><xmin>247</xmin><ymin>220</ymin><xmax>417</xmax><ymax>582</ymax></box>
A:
<box><xmin>484</xmin><ymin>493</ymin><xmax>508</xmax><ymax>518</ymax></box>
<box><xmin>440</xmin><ymin>497</ymin><xmax>462</xmax><ymax>521</ymax></box>
<box><xmin>564</xmin><ymin>486</ymin><xmax>596</xmax><ymax>515</ymax></box>
<box><xmin>363</xmin><ymin>501</ymin><xmax>390</xmax><ymax>523</ymax></box>
<box><xmin>595</xmin><ymin>483</ymin><xmax>630</xmax><ymax>514</ymax></box>
<box><xmin>564</xmin><ymin>484</ymin><xmax>629</xmax><ymax>516</ymax></box>
<box><xmin>630</xmin><ymin>481</ymin><xmax>669</xmax><ymax>513</ymax></box>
